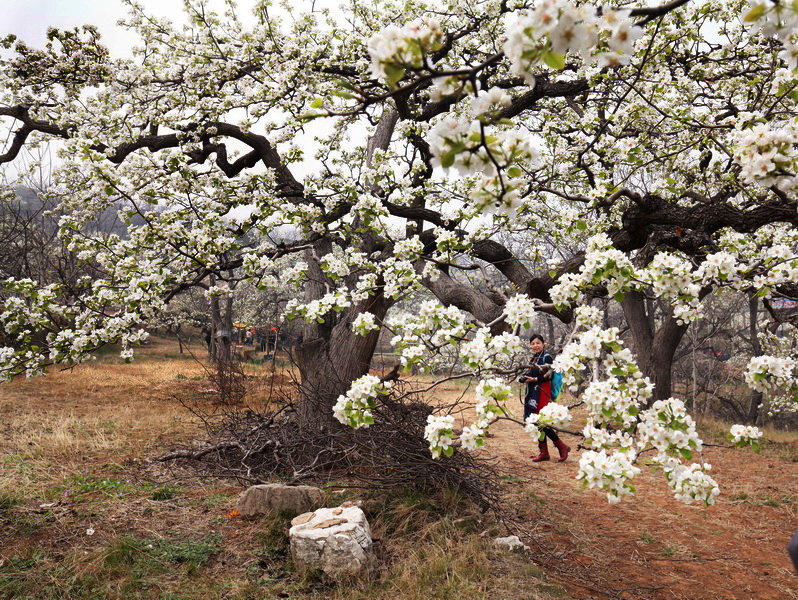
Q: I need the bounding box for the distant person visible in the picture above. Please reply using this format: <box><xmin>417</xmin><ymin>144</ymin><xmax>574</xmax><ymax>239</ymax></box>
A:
<box><xmin>519</xmin><ymin>334</ymin><xmax>569</xmax><ymax>462</ymax></box>
<box><xmin>268</xmin><ymin>327</ymin><xmax>278</xmax><ymax>354</ymax></box>
<box><xmin>789</xmin><ymin>529</ymin><xmax>798</xmax><ymax>574</ymax></box>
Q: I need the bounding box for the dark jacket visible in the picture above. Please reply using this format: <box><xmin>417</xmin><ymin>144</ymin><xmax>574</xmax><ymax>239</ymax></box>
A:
<box><xmin>520</xmin><ymin>351</ymin><xmax>554</xmax><ymax>417</ymax></box>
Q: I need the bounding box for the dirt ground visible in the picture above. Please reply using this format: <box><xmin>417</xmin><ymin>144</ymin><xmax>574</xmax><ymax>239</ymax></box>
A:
<box><xmin>1</xmin><ymin>338</ymin><xmax>797</xmax><ymax>599</ymax></box>
<box><xmin>489</xmin><ymin>414</ymin><xmax>798</xmax><ymax>600</ymax></box>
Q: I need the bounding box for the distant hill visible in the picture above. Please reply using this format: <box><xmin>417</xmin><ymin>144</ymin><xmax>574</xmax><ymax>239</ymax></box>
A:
<box><xmin>8</xmin><ymin>186</ymin><xmax>139</xmax><ymax>236</ymax></box>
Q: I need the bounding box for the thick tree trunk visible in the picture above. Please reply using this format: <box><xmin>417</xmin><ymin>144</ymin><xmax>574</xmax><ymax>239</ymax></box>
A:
<box><xmin>291</xmin><ymin>110</ymin><xmax>398</xmax><ymax>429</ymax></box>
<box><xmin>747</xmin><ymin>294</ymin><xmax>764</xmax><ymax>424</ymax></box>
<box><xmin>294</xmin><ymin>239</ymin><xmax>394</xmax><ymax>428</ymax></box>
<box><xmin>208</xmin><ymin>281</ymin><xmax>234</xmax><ymax>365</ymax></box>
<box><xmin>622</xmin><ymin>291</ymin><xmax>690</xmax><ymax>404</ymax></box>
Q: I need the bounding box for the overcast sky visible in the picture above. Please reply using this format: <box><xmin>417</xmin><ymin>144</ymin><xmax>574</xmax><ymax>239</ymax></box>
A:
<box><xmin>3</xmin><ymin>0</ymin><xmax>256</xmax><ymax>55</ymax></box>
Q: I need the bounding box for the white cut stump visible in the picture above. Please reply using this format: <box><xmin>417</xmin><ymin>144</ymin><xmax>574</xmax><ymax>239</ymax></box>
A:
<box><xmin>289</xmin><ymin>506</ymin><xmax>373</xmax><ymax>576</ymax></box>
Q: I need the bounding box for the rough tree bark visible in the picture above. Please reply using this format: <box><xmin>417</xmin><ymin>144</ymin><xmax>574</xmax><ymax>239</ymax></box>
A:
<box><xmin>747</xmin><ymin>294</ymin><xmax>764</xmax><ymax>424</ymax></box>
<box><xmin>622</xmin><ymin>291</ymin><xmax>690</xmax><ymax>404</ymax></box>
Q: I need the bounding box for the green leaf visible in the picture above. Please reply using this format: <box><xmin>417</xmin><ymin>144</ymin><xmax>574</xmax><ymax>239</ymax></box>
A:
<box><xmin>613</xmin><ymin>291</ymin><xmax>626</xmax><ymax>302</ymax></box>
<box><xmin>331</xmin><ymin>89</ymin><xmax>354</xmax><ymax>99</ymax></box>
<box><xmin>310</xmin><ymin>97</ymin><xmax>323</xmax><ymax>109</ymax></box>
<box><xmin>443</xmin><ymin>446</ymin><xmax>454</xmax><ymax>457</ymax></box>
<box><xmin>298</xmin><ymin>112</ymin><xmax>322</xmax><ymax>124</ymax></box>
<box><xmin>679</xmin><ymin>448</ymin><xmax>693</xmax><ymax>460</ymax></box>
<box><xmin>548</xmin><ymin>269</ymin><xmax>557</xmax><ymax>278</ymax></box>
<box><xmin>384</xmin><ymin>63</ymin><xmax>406</xmax><ymax>87</ymax></box>
<box><xmin>743</xmin><ymin>3</ymin><xmax>766</xmax><ymax>21</ymax></box>
<box><xmin>751</xmin><ymin>441</ymin><xmax>761</xmax><ymax>454</ymax></box>
<box><xmin>542</xmin><ymin>50</ymin><xmax>566</xmax><ymax>70</ymax></box>
<box><xmin>576</xmin><ymin>219</ymin><xmax>588</xmax><ymax>231</ymax></box>
<box><xmin>611</xmin><ymin>367</ymin><xmax>625</xmax><ymax>377</ymax></box>
<box><xmin>364</xmin><ymin>415</ymin><xmax>375</xmax><ymax>425</ymax></box>
<box><xmin>507</xmin><ymin>166</ymin><xmax>523</xmax><ymax>178</ymax></box>
<box><xmin>440</xmin><ymin>150</ymin><xmax>457</xmax><ymax>169</ymax></box>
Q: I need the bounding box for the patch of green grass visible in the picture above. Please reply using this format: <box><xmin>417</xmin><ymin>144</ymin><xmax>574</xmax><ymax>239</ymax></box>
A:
<box><xmin>0</xmin><ymin>549</ymin><xmax>48</xmax><ymax>598</ymax></box>
<box><xmin>3</xmin><ymin>453</ymin><xmax>35</xmax><ymax>474</ymax></box>
<box><xmin>0</xmin><ymin>492</ymin><xmax>20</xmax><ymax>511</ymax></box>
<box><xmin>54</xmin><ymin>473</ymin><xmax>135</xmax><ymax>500</ymax></box>
<box><xmin>499</xmin><ymin>474</ymin><xmax>525</xmax><ymax>484</ymax></box>
<box><xmin>162</xmin><ymin>353</ymin><xmax>195</xmax><ymax>360</ymax></box>
<box><xmin>150</xmin><ymin>484</ymin><xmax>181</xmax><ymax>501</ymax></box>
<box><xmin>104</xmin><ymin>533</ymin><xmax>223</xmax><ymax>577</ymax></box>
<box><xmin>366</xmin><ymin>485</ymin><xmax>470</xmax><ymax>537</ymax></box>
<box><xmin>660</xmin><ymin>545</ymin><xmax>678</xmax><ymax>557</ymax></box>
<box><xmin>639</xmin><ymin>531</ymin><xmax>655</xmax><ymax>543</ymax></box>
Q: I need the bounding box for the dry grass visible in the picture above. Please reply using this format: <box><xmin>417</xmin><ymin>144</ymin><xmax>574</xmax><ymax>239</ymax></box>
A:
<box><xmin>0</xmin><ymin>337</ymin><xmax>571</xmax><ymax>600</ymax></box>
<box><xmin>0</xmin><ymin>341</ymin><xmax>207</xmax><ymax>500</ymax></box>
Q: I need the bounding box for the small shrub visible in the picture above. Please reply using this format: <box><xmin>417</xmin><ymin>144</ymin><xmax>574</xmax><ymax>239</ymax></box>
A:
<box><xmin>103</xmin><ymin>533</ymin><xmax>222</xmax><ymax>576</ymax></box>
<box><xmin>57</xmin><ymin>473</ymin><xmax>134</xmax><ymax>499</ymax></box>
<box><xmin>0</xmin><ymin>492</ymin><xmax>20</xmax><ymax>511</ymax></box>
<box><xmin>150</xmin><ymin>484</ymin><xmax>180</xmax><ymax>501</ymax></box>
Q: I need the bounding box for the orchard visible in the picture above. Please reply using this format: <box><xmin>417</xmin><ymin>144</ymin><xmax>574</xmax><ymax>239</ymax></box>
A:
<box><xmin>2</xmin><ymin>0</ymin><xmax>798</xmax><ymax>507</ymax></box>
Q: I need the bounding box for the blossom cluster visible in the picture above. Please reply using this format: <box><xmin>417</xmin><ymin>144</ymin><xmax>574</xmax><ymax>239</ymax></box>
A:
<box><xmin>352</xmin><ymin>311</ymin><xmax>381</xmax><ymax>335</ymax></box>
<box><xmin>503</xmin><ymin>294</ymin><xmax>537</xmax><ymax>330</ymax></box>
<box><xmin>756</xmin><ymin>330</ymin><xmax>798</xmax><ymax>416</ymax></box>
<box><xmin>385</xmin><ymin>302</ymin><xmax>471</xmax><ymax>371</ymax></box>
<box><xmin>732</xmin><ymin>122</ymin><xmax>798</xmax><ymax>192</ymax></box>
<box><xmin>637</xmin><ymin>398</ymin><xmax>702</xmax><ymax>458</ymax></box>
<box><xmin>455</xmin><ymin>378</ymin><xmax>511</xmax><ymax>451</ymax></box>
<box><xmin>728</xmin><ymin>424</ymin><xmax>763</xmax><ymax>451</ymax></box>
<box><xmin>332</xmin><ymin>374</ymin><xmax>389</xmax><ymax>428</ymax></box>
<box><xmin>459</xmin><ymin>327</ymin><xmax>525</xmax><ymax>370</ymax></box>
<box><xmin>744</xmin><ymin>354</ymin><xmax>796</xmax><ymax>393</ymax></box>
<box><xmin>746</xmin><ymin>1</ymin><xmax>798</xmax><ymax>69</ymax></box>
<box><xmin>368</xmin><ymin>18</ymin><xmax>443</xmax><ymax>86</ymax></box>
<box><xmin>429</xmin><ymin>117</ymin><xmax>541</xmax><ymax>178</ymax></box>
<box><xmin>284</xmin><ymin>290</ymin><xmax>351</xmax><ymax>323</ymax></box>
<box><xmin>503</xmin><ymin>1</ymin><xmax>642</xmax><ymax>82</ymax></box>
<box><xmin>577</xmin><ymin>449</ymin><xmax>641</xmax><ymax>505</ymax></box>
<box><xmin>424</xmin><ymin>414</ymin><xmax>456</xmax><ymax>458</ymax></box>
<box><xmin>658</xmin><ymin>456</ymin><xmax>720</xmax><ymax>506</ymax></box>
<box><xmin>526</xmin><ymin>402</ymin><xmax>571</xmax><ymax>431</ymax></box>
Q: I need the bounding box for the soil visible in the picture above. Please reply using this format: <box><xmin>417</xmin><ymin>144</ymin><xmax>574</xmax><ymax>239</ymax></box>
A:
<box><xmin>489</xmin><ymin>414</ymin><xmax>798</xmax><ymax>600</ymax></box>
<box><xmin>2</xmin><ymin>339</ymin><xmax>797</xmax><ymax>599</ymax></box>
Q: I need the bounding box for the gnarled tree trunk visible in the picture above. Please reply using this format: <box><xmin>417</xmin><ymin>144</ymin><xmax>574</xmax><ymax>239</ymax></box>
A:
<box><xmin>622</xmin><ymin>291</ymin><xmax>690</xmax><ymax>405</ymax></box>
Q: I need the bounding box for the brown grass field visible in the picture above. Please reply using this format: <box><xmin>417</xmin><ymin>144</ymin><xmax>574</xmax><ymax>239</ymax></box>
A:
<box><xmin>1</xmin><ymin>337</ymin><xmax>797</xmax><ymax>599</ymax></box>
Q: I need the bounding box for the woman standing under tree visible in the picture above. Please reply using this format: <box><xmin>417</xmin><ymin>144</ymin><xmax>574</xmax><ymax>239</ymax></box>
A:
<box><xmin>519</xmin><ymin>334</ymin><xmax>570</xmax><ymax>462</ymax></box>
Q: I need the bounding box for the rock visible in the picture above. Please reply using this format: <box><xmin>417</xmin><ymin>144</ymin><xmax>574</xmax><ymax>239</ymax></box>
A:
<box><xmin>492</xmin><ymin>535</ymin><xmax>529</xmax><ymax>553</ymax></box>
<box><xmin>289</xmin><ymin>506</ymin><xmax>374</xmax><ymax>576</ymax></box>
<box><xmin>237</xmin><ymin>484</ymin><xmax>323</xmax><ymax>517</ymax></box>
<box><xmin>291</xmin><ymin>512</ymin><xmax>315</xmax><ymax>526</ymax></box>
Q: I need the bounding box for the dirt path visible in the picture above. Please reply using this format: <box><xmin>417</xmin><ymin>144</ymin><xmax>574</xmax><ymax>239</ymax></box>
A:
<box><xmin>489</xmin><ymin>416</ymin><xmax>798</xmax><ymax>600</ymax></box>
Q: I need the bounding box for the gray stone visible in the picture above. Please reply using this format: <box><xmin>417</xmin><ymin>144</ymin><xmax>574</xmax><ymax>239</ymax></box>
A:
<box><xmin>492</xmin><ymin>535</ymin><xmax>529</xmax><ymax>553</ymax></box>
<box><xmin>237</xmin><ymin>484</ymin><xmax>323</xmax><ymax>517</ymax></box>
<box><xmin>289</xmin><ymin>506</ymin><xmax>373</xmax><ymax>577</ymax></box>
